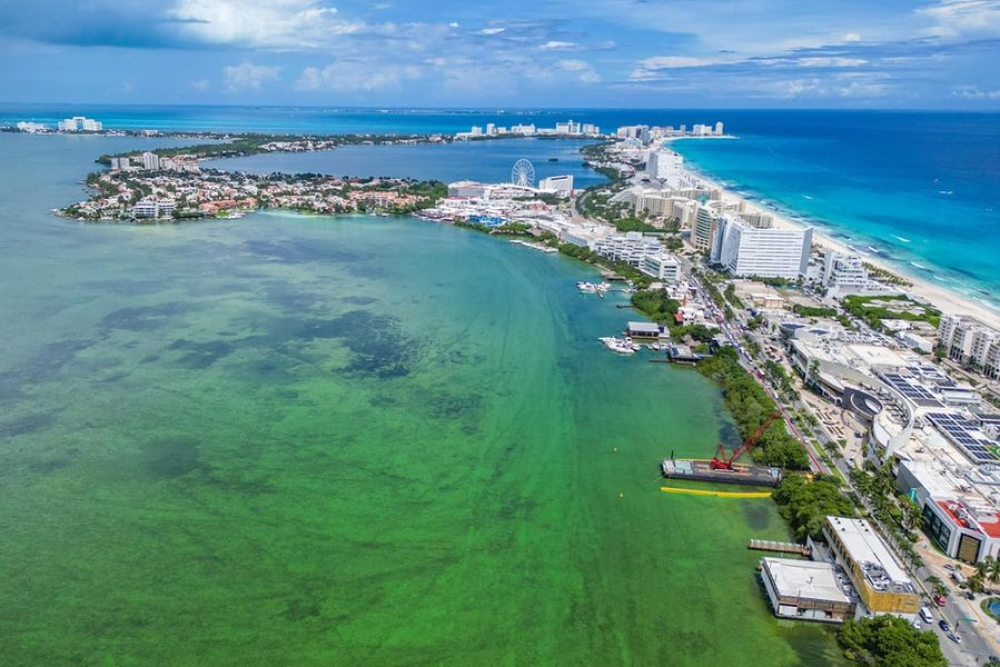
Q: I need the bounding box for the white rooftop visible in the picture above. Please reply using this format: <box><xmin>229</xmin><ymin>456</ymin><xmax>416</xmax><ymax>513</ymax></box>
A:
<box><xmin>762</xmin><ymin>557</ymin><xmax>850</xmax><ymax>603</ymax></box>
<box><xmin>845</xmin><ymin>344</ymin><xmax>909</xmax><ymax>368</ymax></box>
<box><xmin>826</xmin><ymin>516</ymin><xmax>913</xmax><ymax>592</ymax></box>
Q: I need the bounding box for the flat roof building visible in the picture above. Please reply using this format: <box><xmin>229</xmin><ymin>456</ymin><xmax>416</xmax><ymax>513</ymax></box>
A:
<box><xmin>759</xmin><ymin>557</ymin><xmax>855</xmax><ymax>623</ymax></box>
<box><xmin>626</xmin><ymin>321</ymin><xmax>663</xmax><ymax>339</ymax></box>
<box><xmin>639</xmin><ymin>252</ymin><xmax>680</xmax><ymax>282</ymax></box>
<box><xmin>823</xmin><ymin>516</ymin><xmax>919</xmax><ymax>619</ymax></box>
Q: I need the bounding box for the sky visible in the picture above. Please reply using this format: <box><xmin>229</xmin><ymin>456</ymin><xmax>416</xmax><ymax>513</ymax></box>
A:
<box><xmin>1</xmin><ymin>0</ymin><xmax>999</xmax><ymax>108</ymax></box>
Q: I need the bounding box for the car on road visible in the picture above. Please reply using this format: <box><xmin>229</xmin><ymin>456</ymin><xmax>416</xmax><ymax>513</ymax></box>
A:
<box><xmin>966</xmin><ymin>591</ymin><xmax>976</xmax><ymax>601</ymax></box>
<box><xmin>939</xmin><ymin>619</ymin><xmax>951</xmax><ymax>632</ymax></box>
<box><xmin>944</xmin><ymin>563</ymin><xmax>957</xmax><ymax>571</ymax></box>
<box><xmin>948</xmin><ymin>632</ymin><xmax>962</xmax><ymax>644</ymax></box>
<box><xmin>920</xmin><ymin>607</ymin><xmax>934</xmax><ymax>623</ymax></box>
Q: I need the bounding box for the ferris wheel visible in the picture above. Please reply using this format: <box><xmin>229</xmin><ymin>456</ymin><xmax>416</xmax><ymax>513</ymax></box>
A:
<box><xmin>511</xmin><ymin>159</ymin><xmax>535</xmax><ymax>188</ymax></box>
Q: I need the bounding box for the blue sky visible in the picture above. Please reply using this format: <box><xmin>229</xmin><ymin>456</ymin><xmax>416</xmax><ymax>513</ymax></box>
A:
<box><xmin>1</xmin><ymin>0</ymin><xmax>999</xmax><ymax>108</ymax></box>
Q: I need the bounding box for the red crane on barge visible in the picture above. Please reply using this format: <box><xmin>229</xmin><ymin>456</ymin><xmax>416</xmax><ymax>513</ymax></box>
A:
<box><xmin>710</xmin><ymin>412</ymin><xmax>782</xmax><ymax>471</ymax></box>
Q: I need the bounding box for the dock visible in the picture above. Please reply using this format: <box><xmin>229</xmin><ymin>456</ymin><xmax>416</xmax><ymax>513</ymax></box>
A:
<box><xmin>748</xmin><ymin>539</ymin><xmax>811</xmax><ymax>556</ymax></box>
<box><xmin>661</xmin><ymin>458</ymin><xmax>782</xmax><ymax>487</ymax></box>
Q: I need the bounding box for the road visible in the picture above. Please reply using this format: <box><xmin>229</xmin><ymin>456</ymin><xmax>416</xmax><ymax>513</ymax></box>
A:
<box><xmin>683</xmin><ymin>263</ymin><xmax>998</xmax><ymax>665</ymax></box>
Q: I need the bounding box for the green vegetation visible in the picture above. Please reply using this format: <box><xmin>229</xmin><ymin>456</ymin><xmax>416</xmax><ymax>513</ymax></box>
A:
<box><xmin>772</xmin><ymin>474</ymin><xmax>854</xmax><ymax>541</ymax></box>
<box><xmin>838</xmin><ymin>616</ymin><xmax>946</xmax><ymax>666</ymax></box>
<box><xmin>724</xmin><ymin>284</ymin><xmax>745</xmax><ymax>309</ymax></box>
<box><xmin>926</xmin><ymin>575</ymin><xmax>949</xmax><ymax>599</ymax></box>
<box><xmin>841</xmin><ymin>295</ymin><xmax>941</xmax><ymax>330</ymax></box>
<box><xmin>763</xmin><ymin>359</ymin><xmax>796</xmax><ymax>400</ymax></box>
<box><xmin>611</xmin><ymin>216</ymin><xmax>660</xmax><ymax>233</ymax></box>
<box><xmin>863</xmin><ymin>262</ymin><xmax>913</xmax><ymax>287</ymax></box>
<box><xmin>629</xmin><ymin>288</ymin><xmax>718</xmax><ymax>342</ymax></box>
<box><xmin>630</xmin><ymin>287</ymin><xmax>810</xmax><ymax>471</ymax></box>
<box><xmin>554</xmin><ymin>243</ymin><xmax>652</xmax><ymax>287</ymax></box>
<box><xmin>95</xmin><ymin>133</ymin><xmax>435</xmax><ymax>165</ymax></box>
<box><xmin>696</xmin><ymin>348</ymin><xmax>811</xmax><ymax>470</ymax></box>
<box><xmin>664</xmin><ymin>235</ymin><xmax>684</xmax><ymax>252</ymax></box>
<box><xmin>849</xmin><ymin>464</ymin><xmax>923</xmax><ymax>568</ymax></box>
<box><xmin>969</xmin><ymin>556</ymin><xmax>1000</xmax><ymax>594</ymax></box>
<box><xmin>792</xmin><ymin>304</ymin><xmax>838</xmax><ymax>318</ymax></box>
<box><xmin>454</xmin><ymin>220</ymin><xmax>534</xmax><ymax>237</ymax></box>
<box><xmin>631</xmin><ymin>288</ymin><xmax>680</xmax><ymax>323</ymax></box>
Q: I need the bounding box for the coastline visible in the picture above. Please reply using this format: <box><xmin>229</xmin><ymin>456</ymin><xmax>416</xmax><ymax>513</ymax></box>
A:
<box><xmin>670</xmin><ymin>141</ymin><xmax>1000</xmax><ymax>330</ymax></box>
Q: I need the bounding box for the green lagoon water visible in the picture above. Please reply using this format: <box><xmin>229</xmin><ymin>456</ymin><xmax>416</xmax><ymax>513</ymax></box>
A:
<box><xmin>0</xmin><ymin>134</ymin><xmax>843</xmax><ymax>665</ymax></box>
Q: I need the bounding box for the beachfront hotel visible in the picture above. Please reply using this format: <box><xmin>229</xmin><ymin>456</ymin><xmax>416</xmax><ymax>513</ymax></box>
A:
<box><xmin>57</xmin><ymin>116</ymin><xmax>102</xmax><ymax>132</ymax></box>
<box><xmin>938</xmin><ymin>315</ymin><xmax>1000</xmax><ymax>381</ymax></box>
<box><xmin>716</xmin><ymin>218</ymin><xmax>813</xmax><ymax>280</ymax></box>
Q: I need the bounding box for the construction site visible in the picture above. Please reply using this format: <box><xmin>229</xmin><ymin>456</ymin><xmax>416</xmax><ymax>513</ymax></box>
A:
<box><xmin>661</xmin><ymin>412</ymin><xmax>784</xmax><ymax>487</ymax></box>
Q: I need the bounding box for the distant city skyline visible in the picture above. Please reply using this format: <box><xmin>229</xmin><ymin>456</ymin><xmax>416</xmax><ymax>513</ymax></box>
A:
<box><xmin>2</xmin><ymin>0</ymin><xmax>1000</xmax><ymax>109</ymax></box>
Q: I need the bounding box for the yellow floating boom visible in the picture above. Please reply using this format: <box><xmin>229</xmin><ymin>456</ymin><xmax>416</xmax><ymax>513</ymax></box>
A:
<box><xmin>660</xmin><ymin>486</ymin><xmax>772</xmax><ymax>499</ymax></box>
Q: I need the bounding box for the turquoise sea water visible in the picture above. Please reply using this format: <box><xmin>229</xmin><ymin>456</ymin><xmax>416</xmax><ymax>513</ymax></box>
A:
<box><xmin>671</xmin><ymin>112</ymin><xmax>1000</xmax><ymax>313</ymax></box>
<box><xmin>8</xmin><ymin>106</ymin><xmax>990</xmax><ymax>308</ymax></box>
<box><xmin>0</xmin><ymin>134</ymin><xmax>845</xmax><ymax>663</ymax></box>
<box><xmin>207</xmin><ymin>138</ymin><xmax>606</xmax><ymax>188</ymax></box>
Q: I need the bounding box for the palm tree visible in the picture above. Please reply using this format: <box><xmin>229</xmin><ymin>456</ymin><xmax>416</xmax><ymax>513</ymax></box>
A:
<box><xmin>899</xmin><ymin>497</ymin><xmax>922</xmax><ymax>532</ymax></box>
<box><xmin>987</xmin><ymin>556</ymin><xmax>1000</xmax><ymax>593</ymax></box>
<box><xmin>926</xmin><ymin>575</ymin><xmax>948</xmax><ymax>598</ymax></box>
<box><xmin>807</xmin><ymin>359</ymin><xmax>820</xmax><ymax>387</ymax></box>
<box><xmin>973</xmin><ymin>558</ymin><xmax>992</xmax><ymax>593</ymax></box>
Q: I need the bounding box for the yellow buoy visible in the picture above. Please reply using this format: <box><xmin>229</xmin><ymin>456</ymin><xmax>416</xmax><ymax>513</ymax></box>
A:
<box><xmin>660</xmin><ymin>486</ymin><xmax>771</xmax><ymax>499</ymax></box>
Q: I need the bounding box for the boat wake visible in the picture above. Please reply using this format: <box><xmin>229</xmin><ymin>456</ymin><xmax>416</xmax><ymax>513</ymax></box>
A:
<box><xmin>892</xmin><ymin>235</ymin><xmax>911</xmax><ymax>244</ymax></box>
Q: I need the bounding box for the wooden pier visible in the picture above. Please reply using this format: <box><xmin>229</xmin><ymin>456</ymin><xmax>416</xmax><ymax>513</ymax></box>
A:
<box><xmin>748</xmin><ymin>539</ymin><xmax>810</xmax><ymax>556</ymax></box>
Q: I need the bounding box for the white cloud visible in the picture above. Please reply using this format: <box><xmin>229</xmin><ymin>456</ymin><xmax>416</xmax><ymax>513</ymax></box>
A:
<box><xmin>556</xmin><ymin>59</ymin><xmax>600</xmax><ymax>83</ymax></box>
<box><xmin>918</xmin><ymin>0</ymin><xmax>1000</xmax><ymax>38</ymax></box>
<box><xmin>953</xmin><ymin>85</ymin><xmax>1000</xmax><ymax>98</ymax></box>
<box><xmin>295</xmin><ymin>61</ymin><xmax>421</xmax><ymax>92</ymax></box>
<box><xmin>189</xmin><ymin>79</ymin><xmax>210</xmax><ymax>91</ymax></box>
<box><xmin>796</xmin><ymin>57</ymin><xmax>868</xmax><ymax>67</ymax></box>
<box><xmin>477</xmin><ymin>27</ymin><xmax>505</xmax><ymax>35</ymax></box>
<box><xmin>170</xmin><ymin>0</ymin><xmax>364</xmax><ymax>49</ymax></box>
<box><xmin>629</xmin><ymin>56</ymin><xmax>727</xmax><ymax>79</ymax></box>
<box><xmin>842</xmin><ymin>32</ymin><xmax>862</xmax><ymax>42</ymax></box>
<box><xmin>222</xmin><ymin>61</ymin><xmax>280</xmax><ymax>92</ymax></box>
<box><xmin>540</xmin><ymin>40</ymin><xmax>575</xmax><ymax>51</ymax></box>
<box><xmin>773</xmin><ymin>72</ymin><xmax>891</xmax><ymax>98</ymax></box>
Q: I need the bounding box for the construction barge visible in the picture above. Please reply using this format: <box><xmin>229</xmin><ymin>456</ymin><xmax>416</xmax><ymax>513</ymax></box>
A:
<box><xmin>661</xmin><ymin>458</ymin><xmax>783</xmax><ymax>487</ymax></box>
<box><xmin>660</xmin><ymin>412</ymin><xmax>785</xmax><ymax>488</ymax></box>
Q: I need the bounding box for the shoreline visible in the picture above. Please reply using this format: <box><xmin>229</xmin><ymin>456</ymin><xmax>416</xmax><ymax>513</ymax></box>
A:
<box><xmin>669</xmin><ymin>141</ymin><xmax>1000</xmax><ymax>330</ymax></box>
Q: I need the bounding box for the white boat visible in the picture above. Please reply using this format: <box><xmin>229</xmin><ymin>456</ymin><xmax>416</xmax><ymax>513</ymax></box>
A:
<box><xmin>599</xmin><ymin>336</ymin><xmax>638</xmax><ymax>355</ymax></box>
<box><xmin>578</xmin><ymin>281</ymin><xmax>610</xmax><ymax>294</ymax></box>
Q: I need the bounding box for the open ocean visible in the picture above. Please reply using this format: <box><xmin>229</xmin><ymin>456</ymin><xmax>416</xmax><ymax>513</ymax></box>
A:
<box><xmin>3</xmin><ymin>105</ymin><xmax>995</xmax><ymax>310</ymax></box>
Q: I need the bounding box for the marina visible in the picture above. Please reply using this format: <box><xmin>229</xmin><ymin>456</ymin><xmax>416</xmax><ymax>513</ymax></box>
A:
<box><xmin>598</xmin><ymin>336</ymin><xmax>641</xmax><ymax>355</ymax></box>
